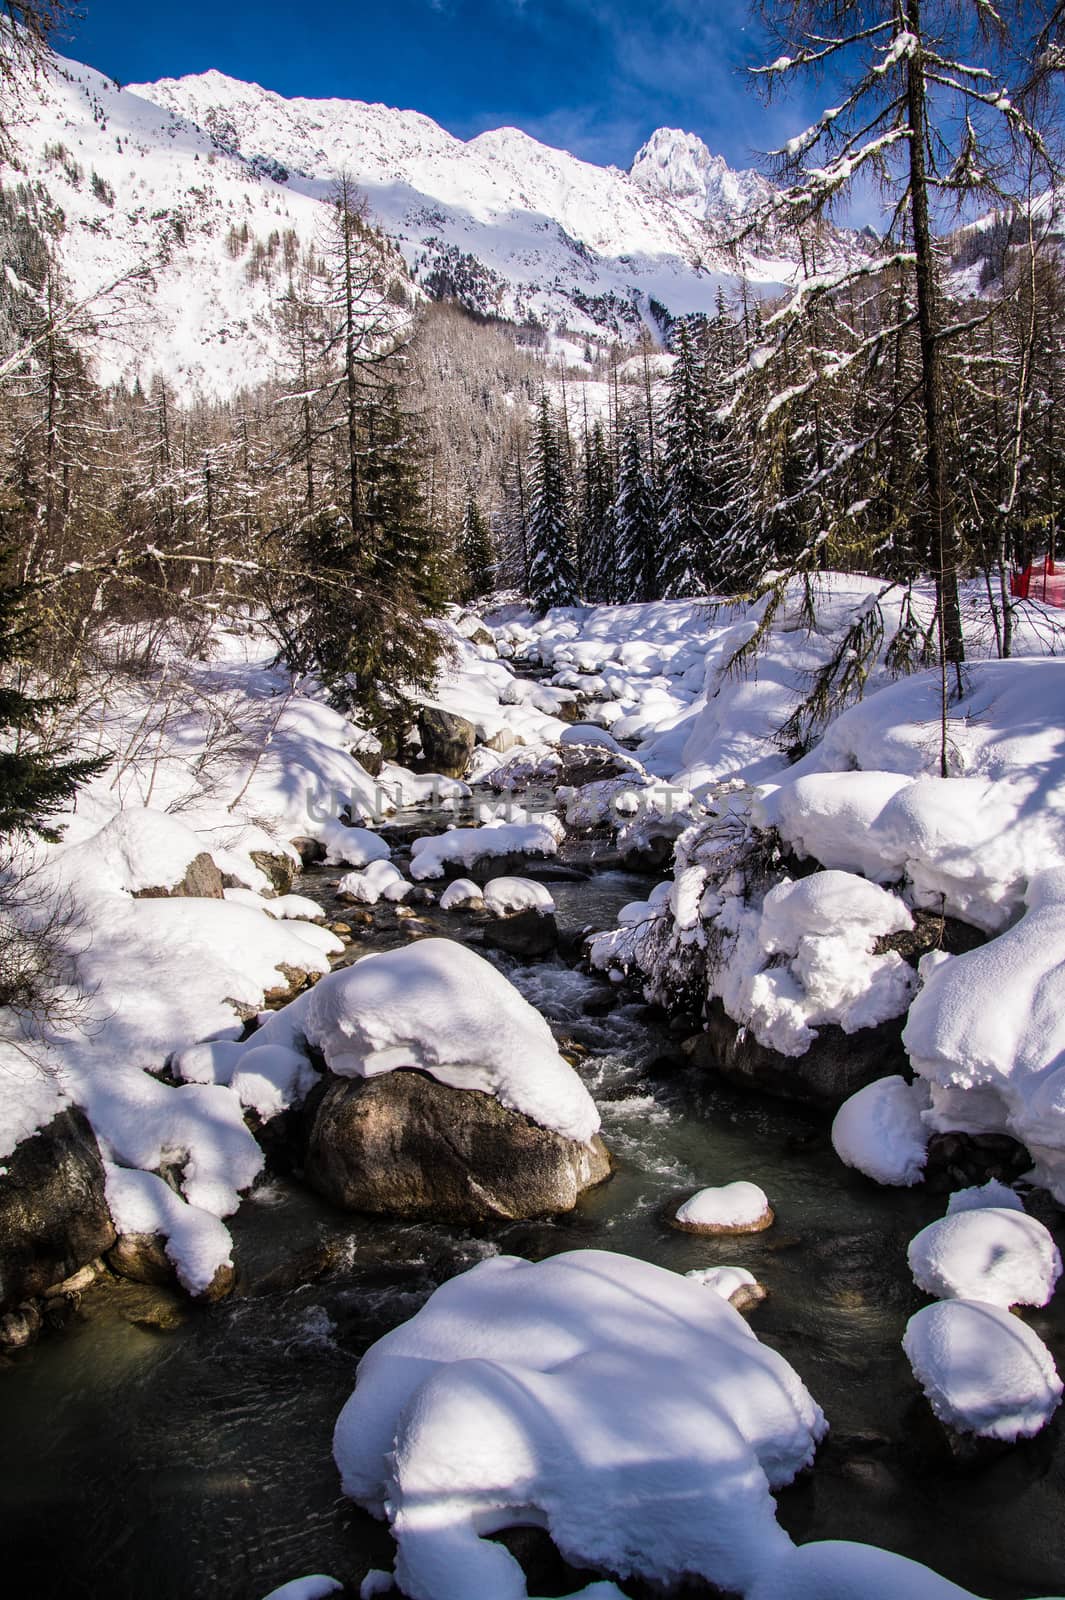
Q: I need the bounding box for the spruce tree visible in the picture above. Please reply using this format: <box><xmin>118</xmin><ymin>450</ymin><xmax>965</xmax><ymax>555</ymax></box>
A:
<box><xmin>659</xmin><ymin>320</ymin><xmax>712</xmax><ymax>599</ymax></box>
<box><xmin>614</xmin><ymin>416</ymin><xmax>659</xmax><ymax>604</ymax></box>
<box><xmin>0</xmin><ymin>545</ymin><xmax>106</xmax><ymax>840</ymax></box>
<box><xmin>459</xmin><ymin>492</ymin><xmax>494</xmax><ymax>600</ymax></box>
<box><xmin>527</xmin><ymin>394</ymin><xmax>577</xmax><ymax>613</ymax></box>
<box><xmin>579</xmin><ymin>419</ymin><xmax>617</xmax><ymax>603</ymax></box>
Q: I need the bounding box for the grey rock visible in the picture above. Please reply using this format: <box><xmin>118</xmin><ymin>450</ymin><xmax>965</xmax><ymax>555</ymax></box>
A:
<box><xmin>134</xmin><ymin>850</ymin><xmax>223</xmax><ymax>899</ymax></box>
<box><xmin>305</xmin><ymin>1069</ymin><xmax>612</xmax><ymax>1223</ymax></box>
<box><xmin>482</xmin><ymin>909</ymin><xmax>559</xmax><ymax>958</ymax></box>
<box><xmin>416</xmin><ymin>707</ymin><xmax>477</xmax><ymax>779</ymax></box>
<box><xmin>0</xmin><ymin>1107</ymin><xmax>116</xmax><ymax>1312</ymax></box>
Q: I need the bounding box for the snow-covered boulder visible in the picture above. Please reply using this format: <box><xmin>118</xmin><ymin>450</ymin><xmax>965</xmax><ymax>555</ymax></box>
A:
<box><xmin>301</xmin><ymin>939</ymin><xmax>598</xmax><ymax>1142</ymax></box>
<box><xmin>333</xmin><ymin>1249</ymin><xmax>826</xmax><ymax>1600</ymax></box>
<box><xmin>319</xmin><ymin>820</ymin><xmax>390</xmax><ymax>869</ymax></box>
<box><xmin>831</xmin><ymin>1076</ymin><xmax>932</xmax><ymax>1187</ymax></box>
<box><xmin>336</xmin><ymin>859</ymin><xmax>411</xmax><ymax>905</ymax></box>
<box><xmin>438</xmin><ymin>878</ymin><xmax>484</xmax><ymax>911</ymax></box>
<box><xmin>483</xmin><ymin>877</ymin><xmax>556</xmax><ymax>917</ymax></box>
<box><xmin>103</xmin><ymin>1162</ymin><xmax>235</xmax><ymax>1301</ymax></box>
<box><xmin>903</xmin><ymin>1299</ymin><xmax>1063</xmax><ymax>1441</ymax></box>
<box><xmin>482</xmin><ymin>876</ymin><xmax>560</xmax><ymax>957</ymax></box>
<box><xmin>55</xmin><ymin>806</ymin><xmax>224</xmax><ymax>899</ymax></box>
<box><xmin>685</xmin><ymin>1265</ymin><xmax>767</xmax><ymax>1311</ymax></box>
<box><xmin>673</xmin><ymin>1180</ymin><xmax>774</xmax><ymax>1235</ymax></box>
<box><xmin>747</xmin><ymin>1539</ymin><xmax>1003</xmax><ymax>1600</ymax></box>
<box><xmin>907</xmin><ymin>1209</ymin><xmax>1061</xmax><ymax>1309</ymax></box>
<box><xmin>903</xmin><ymin>867</ymin><xmax>1065</xmax><ymax>1202</ymax></box>
<box><xmin>409</xmin><ymin>815</ymin><xmax>564</xmax><ymax>881</ymax></box>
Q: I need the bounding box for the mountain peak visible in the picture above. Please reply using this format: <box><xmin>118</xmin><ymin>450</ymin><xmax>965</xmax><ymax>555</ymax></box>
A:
<box><xmin>630</xmin><ymin>128</ymin><xmax>772</xmax><ymax>223</ymax></box>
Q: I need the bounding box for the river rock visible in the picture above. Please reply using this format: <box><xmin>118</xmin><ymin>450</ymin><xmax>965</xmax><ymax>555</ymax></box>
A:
<box><xmin>0</xmin><ymin>1107</ymin><xmax>116</xmax><ymax>1312</ymax></box>
<box><xmin>107</xmin><ymin>1232</ymin><xmax>236</xmax><ymax>1302</ymax></box>
<box><xmin>134</xmin><ymin>850</ymin><xmax>223</xmax><ymax>900</ymax></box>
<box><xmin>250</xmin><ymin>849</ymin><xmax>296</xmax><ymax>896</ymax></box>
<box><xmin>924</xmin><ymin>1130</ymin><xmax>1033</xmax><ymax>1195</ymax></box>
<box><xmin>482</xmin><ymin>908</ymin><xmax>560</xmax><ymax>958</ymax></box>
<box><xmin>685</xmin><ymin>998</ymin><xmax>907</xmax><ymax>1112</ymax></box>
<box><xmin>416</xmin><ymin>707</ymin><xmax>477</xmax><ymax>779</ymax></box>
<box><xmin>304</xmin><ymin>1069</ymin><xmax>612</xmax><ymax>1223</ymax></box>
<box><xmin>290</xmin><ymin>836</ymin><xmax>327</xmax><ymax>867</ymax></box>
<box><xmin>557</xmin><ymin>743</ymin><xmax>642</xmax><ymax>788</ymax></box>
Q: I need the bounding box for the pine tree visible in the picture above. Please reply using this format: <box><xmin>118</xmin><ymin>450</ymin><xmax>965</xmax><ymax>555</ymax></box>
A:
<box><xmin>579</xmin><ymin>419</ymin><xmax>617</xmax><ymax>603</ymax></box>
<box><xmin>659</xmin><ymin>320</ymin><xmax>712</xmax><ymax>599</ymax></box>
<box><xmin>0</xmin><ymin>543</ymin><xmax>105</xmax><ymax>840</ymax></box>
<box><xmin>459</xmin><ymin>492</ymin><xmax>494</xmax><ymax>600</ymax></box>
<box><xmin>527</xmin><ymin>394</ymin><xmax>577</xmax><ymax>612</ymax></box>
<box><xmin>614</xmin><ymin>415</ymin><xmax>659</xmax><ymax>604</ymax></box>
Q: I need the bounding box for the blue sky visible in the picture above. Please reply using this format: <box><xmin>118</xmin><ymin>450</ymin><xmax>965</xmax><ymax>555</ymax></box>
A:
<box><xmin>63</xmin><ymin>0</ymin><xmax>813</xmax><ymax>176</ymax></box>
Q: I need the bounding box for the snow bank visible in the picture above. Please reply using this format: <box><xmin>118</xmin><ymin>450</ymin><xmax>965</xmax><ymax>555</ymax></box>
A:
<box><xmin>831</xmin><ymin>1076</ymin><xmax>931</xmax><ymax>1186</ymax></box>
<box><xmin>907</xmin><ymin>1209</ymin><xmax>1061</xmax><ymax>1309</ymax></box>
<box><xmin>902</xmin><ymin>1299</ymin><xmax>1063</xmax><ymax>1440</ymax></box>
<box><xmin>303</xmin><ymin>939</ymin><xmax>600</xmax><ymax>1143</ymax></box>
<box><xmin>409</xmin><ymin>815</ymin><xmax>563</xmax><ymax>880</ymax></box>
<box><xmin>334</xmin><ymin>1249</ymin><xmax>826</xmax><ymax>1600</ymax></box>
<box><xmin>675</xmin><ymin>1181</ymin><xmax>772</xmax><ymax>1232</ymax></box>
<box><xmin>483</xmin><ymin>877</ymin><xmax>556</xmax><ymax>916</ymax></box>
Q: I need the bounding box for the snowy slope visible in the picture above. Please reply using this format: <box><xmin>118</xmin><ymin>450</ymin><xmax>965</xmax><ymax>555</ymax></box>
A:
<box><xmin>7</xmin><ymin>51</ymin><xmax>333</xmax><ymax>398</ymax></box>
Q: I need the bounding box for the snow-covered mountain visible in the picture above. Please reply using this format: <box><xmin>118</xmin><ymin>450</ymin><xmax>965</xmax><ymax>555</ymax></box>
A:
<box><xmin>6</xmin><ymin>46</ymin><xmax>842</xmax><ymax>399</ymax></box>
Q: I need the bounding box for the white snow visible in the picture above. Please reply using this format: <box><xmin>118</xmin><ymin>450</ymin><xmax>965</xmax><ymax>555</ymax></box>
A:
<box><xmin>831</xmin><ymin>1076</ymin><xmax>931</xmax><ymax>1186</ymax></box>
<box><xmin>438</xmin><ymin>878</ymin><xmax>485</xmax><ymax>911</ymax></box>
<box><xmin>302</xmin><ymin>939</ymin><xmax>600</xmax><ymax>1143</ymax></box>
<box><xmin>903</xmin><ymin>1299</ymin><xmax>1063</xmax><ymax>1440</ymax></box>
<box><xmin>103</xmin><ymin>1162</ymin><xmax>234</xmax><ymax>1297</ymax></box>
<box><xmin>907</xmin><ymin>1209</ymin><xmax>1061</xmax><ymax>1309</ymax></box>
<box><xmin>483</xmin><ymin>877</ymin><xmax>556</xmax><ymax>916</ymax></box>
<box><xmin>320</xmin><ymin>823</ymin><xmax>391</xmax><ymax>869</ymax></box>
<box><xmin>946</xmin><ymin>1180</ymin><xmax>1025</xmax><ymax>1215</ymax></box>
<box><xmin>409</xmin><ymin>815</ymin><xmax>563</xmax><ymax>880</ymax></box>
<box><xmin>333</xmin><ymin>1249</ymin><xmax>826</xmax><ymax>1600</ymax></box>
<box><xmin>747</xmin><ymin>1539</ymin><xmax>1001</xmax><ymax>1600</ymax></box>
<box><xmin>675</xmin><ymin>1181</ymin><xmax>772</xmax><ymax>1231</ymax></box>
<box><xmin>259</xmin><ymin>1579</ymin><xmax>343</xmax><ymax>1600</ymax></box>
<box><xmin>903</xmin><ymin>867</ymin><xmax>1065</xmax><ymax>1202</ymax></box>
<box><xmin>336</xmin><ymin>860</ymin><xmax>412</xmax><ymax>905</ymax></box>
<box><xmin>686</xmin><ymin>1265</ymin><xmax>764</xmax><ymax>1302</ymax></box>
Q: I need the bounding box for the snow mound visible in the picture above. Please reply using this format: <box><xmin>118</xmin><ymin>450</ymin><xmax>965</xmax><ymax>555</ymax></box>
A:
<box><xmin>55</xmin><ymin>805</ymin><xmax>218</xmax><ymax>896</ymax></box>
<box><xmin>104</xmin><ymin>1162</ymin><xmax>233</xmax><ymax>1297</ymax></box>
<box><xmin>747</xmin><ymin>1539</ymin><xmax>1000</xmax><ymax>1600</ymax></box>
<box><xmin>337</xmin><ymin>859</ymin><xmax>411</xmax><ymax>904</ymax></box>
<box><xmin>229</xmin><ymin>1044</ymin><xmax>320</xmax><ymax>1121</ymax></box>
<box><xmin>303</xmin><ymin>939</ymin><xmax>600</xmax><ymax>1143</ymax></box>
<box><xmin>675</xmin><ymin>1181</ymin><xmax>772</xmax><ymax>1232</ymax></box>
<box><xmin>259</xmin><ymin>1578</ymin><xmax>343</xmax><ymax>1600</ymax></box>
<box><xmin>686</xmin><ymin>1265</ymin><xmax>763</xmax><ymax>1303</ymax></box>
<box><xmin>409</xmin><ymin>816</ymin><xmax>563</xmax><ymax>880</ymax></box>
<box><xmin>721</xmin><ymin>870</ymin><xmax>916</xmax><ymax>1058</ymax></box>
<box><xmin>946</xmin><ymin>1180</ymin><xmax>1025</xmax><ymax>1215</ymax></box>
<box><xmin>483</xmin><ymin>877</ymin><xmax>556</xmax><ymax>916</ymax></box>
<box><xmin>438</xmin><ymin>878</ymin><xmax>484</xmax><ymax>911</ymax></box>
<box><xmin>903</xmin><ymin>1299</ymin><xmax>1063</xmax><ymax>1440</ymax></box>
<box><xmin>903</xmin><ymin>867</ymin><xmax>1065</xmax><ymax>1201</ymax></box>
<box><xmin>320</xmin><ymin>821</ymin><xmax>391</xmax><ymax>868</ymax></box>
<box><xmin>831</xmin><ymin>1076</ymin><xmax>931</xmax><ymax>1186</ymax></box>
<box><xmin>333</xmin><ymin>1249</ymin><xmax>826</xmax><ymax>1600</ymax></box>
<box><xmin>908</xmin><ymin>1209</ymin><xmax>1061</xmax><ymax>1309</ymax></box>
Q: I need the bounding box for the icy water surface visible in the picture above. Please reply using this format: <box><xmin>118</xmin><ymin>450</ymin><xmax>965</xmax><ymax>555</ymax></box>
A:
<box><xmin>2</xmin><ymin>855</ymin><xmax>1065</xmax><ymax>1599</ymax></box>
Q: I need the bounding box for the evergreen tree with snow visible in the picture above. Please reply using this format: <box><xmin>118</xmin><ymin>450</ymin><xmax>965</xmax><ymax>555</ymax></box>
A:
<box><xmin>527</xmin><ymin>394</ymin><xmax>577</xmax><ymax>613</ymax></box>
<box><xmin>658</xmin><ymin>320</ymin><xmax>713</xmax><ymax>599</ymax></box>
<box><xmin>459</xmin><ymin>492</ymin><xmax>494</xmax><ymax>600</ymax></box>
<box><xmin>578</xmin><ymin>419</ymin><xmax>616</xmax><ymax>603</ymax></box>
<box><xmin>614</xmin><ymin>415</ymin><xmax>659</xmax><ymax>604</ymax></box>
<box><xmin>0</xmin><ymin>542</ymin><xmax>105</xmax><ymax>840</ymax></box>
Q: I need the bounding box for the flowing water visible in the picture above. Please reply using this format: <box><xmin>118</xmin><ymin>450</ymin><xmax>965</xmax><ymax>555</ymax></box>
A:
<box><xmin>2</xmin><ymin>837</ymin><xmax>1065</xmax><ymax>1599</ymax></box>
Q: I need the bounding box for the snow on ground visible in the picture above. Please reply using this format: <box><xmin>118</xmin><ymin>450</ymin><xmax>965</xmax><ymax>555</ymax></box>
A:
<box><xmin>902</xmin><ymin>1299</ymin><xmax>1063</xmax><ymax>1441</ymax></box>
<box><xmin>333</xmin><ymin>1249</ymin><xmax>826</xmax><ymax>1600</ymax></box>
<box><xmin>908</xmin><ymin>1208</ymin><xmax>1062</xmax><ymax>1309</ymax></box>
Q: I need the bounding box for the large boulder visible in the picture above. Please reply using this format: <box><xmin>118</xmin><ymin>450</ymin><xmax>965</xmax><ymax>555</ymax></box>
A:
<box><xmin>304</xmin><ymin>1069</ymin><xmax>611</xmax><ymax>1223</ymax></box>
<box><xmin>416</xmin><ymin>707</ymin><xmax>477</xmax><ymax>779</ymax></box>
<box><xmin>0</xmin><ymin>1108</ymin><xmax>116</xmax><ymax>1311</ymax></box>
<box><xmin>134</xmin><ymin>850</ymin><xmax>224</xmax><ymax>899</ymax></box>
<box><xmin>482</xmin><ymin>908</ymin><xmax>560</xmax><ymax>957</ymax></box>
<box><xmin>685</xmin><ymin>998</ymin><xmax>907</xmax><ymax>1112</ymax></box>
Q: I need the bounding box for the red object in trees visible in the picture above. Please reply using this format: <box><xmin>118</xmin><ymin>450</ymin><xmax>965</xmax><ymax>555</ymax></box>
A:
<box><xmin>1011</xmin><ymin>557</ymin><xmax>1065</xmax><ymax>607</ymax></box>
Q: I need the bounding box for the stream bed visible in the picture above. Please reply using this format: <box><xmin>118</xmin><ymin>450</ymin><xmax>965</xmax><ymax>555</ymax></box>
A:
<box><xmin>2</xmin><ymin>833</ymin><xmax>1065</xmax><ymax>1599</ymax></box>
